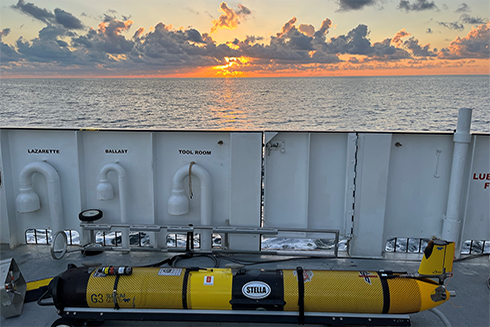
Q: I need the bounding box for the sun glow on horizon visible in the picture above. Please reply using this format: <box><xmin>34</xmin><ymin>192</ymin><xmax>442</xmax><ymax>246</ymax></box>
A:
<box><xmin>212</xmin><ymin>57</ymin><xmax>251</xmax><ymax>77</ymax></box>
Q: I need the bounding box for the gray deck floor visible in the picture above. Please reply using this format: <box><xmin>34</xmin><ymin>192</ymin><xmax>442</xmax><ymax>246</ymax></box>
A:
<box><xmin>1</xmin><ymin>244</ymin><xmax>489</xmax><ymax>327</ymax></box>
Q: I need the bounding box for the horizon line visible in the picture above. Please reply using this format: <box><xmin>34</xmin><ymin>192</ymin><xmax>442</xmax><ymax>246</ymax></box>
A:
<box><xmin>1</xmin><ymin>72</ymin><xmax>488</xmax><ymax>79</ymax></box>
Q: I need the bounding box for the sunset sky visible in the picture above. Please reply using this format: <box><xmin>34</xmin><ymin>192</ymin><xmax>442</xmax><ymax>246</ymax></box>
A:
<box><xmin>0</xmin><ymin>0</ymin><xmax>488</xmax><ymax>77</ymax></box>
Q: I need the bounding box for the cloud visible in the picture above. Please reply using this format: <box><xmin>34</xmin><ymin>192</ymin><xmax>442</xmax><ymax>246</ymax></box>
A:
<box><xmin>326</xmin><ymin>24</ymin><xmax>373</xmax><ymax>55</ymax></box>
<box><xmin>16</xmin><ymin>35</ymin><xmax>73</xmax><ymax>63</ymax></box>
<box><xmin>54</xmin><ymin>8</ymin><xmax>84</xmax><ymax>30</ymax></box>
<box><xmin>0</xmin><ymin>29</ymin><xmax>20</xmax><ymax>62</ymax></box>
<box><xmin>438</xmin><ymin>21</ymin><xmax>465</xmax><ymax>31</ymax></box>
<box><xmin>398</xmin><ymin>0</ymin><xmax>438</xmax><ymax>12</ymax></box>
<box><xmin>329</xmin><ymin>27</ymin><xmax>435</xmax><ymax>61</ymax></box>
<box><xmin>3</xmin><ymin>16</ymin><xmax>136</xmax><ymax>70</ymax></box>
<box><xmin>403</xmin><ymin>37</ymin><xmax>436</xmax><ymax>56</ymax></box>
<box><xmin>438</xmin><ymin>14</ymin><xmax>488</xmax><ymax>31</ymax></box>
<box><xmin>426</xmin><ymin>28</ymin><xmax>433</xmax><ymax>33</ymax></box>
<box><xmin>0</xmin><ymin>28</ymin><xmax>11</xmax><ymax>39</ymax></box>
<box><xmin>186</xmin><ymin>7</ymin><xmax>201</xmax><ymax>16</ymax></box>
<box><xmin>455</xmin><ymin>3</ymin><xmax>470</xmax><ymax>13</ymax></box>
<box><xmin>337</xmin><ymin>0</ymin><xmax>377</xmax><ymax>12</ymax></box>
<box><xmin>49</xmin><ymin>13</ymin><xmax>243</xmax><ymax>71</ymax></box>
<box><xmin>391</xmin><ymin>28</ymin><xmax>410</xmax><ymax>46</ymax></box>
<box><xmin>460</xmin><ymin>14</ymin><xmax>487</xmax><ymax>25</ymax></box>
<box><xmin>2</xmin><ymin>2</ymin><xmax>487</xmax><ymax>76</ymax></box>
<box><xmin>129</xmin><ymin>22</ymin><xmax>240</xmax><ymax>69</ymax></box>
<box><xmin>366</xmin><ymin>30</ymin><xmax>435</xmax><ymax>61</ymax></box>
<box><xmin>298</xmin><ymin>24</ymin><xmax>315</xmax><ymax>37</ymax></box>
<box><xmin>8</xmin><ymin>22</ymin><xmax>79</xmax><ymax>65</ymax></box>
<box><xmin>314</xmin><ymin>18</ymin><xmax>333</xmax><ymax>38</ymax></box>
<box><xmin>73</xmin><ymin>18</ymin><xmax>135</xmax><ymax>55</ymax></box>
<box><xmin>3</xmin><ymin>12</ymin><xmax>436</xmax><ymax>74</ymax></box>
<box><xmin>38</xmin><ymin>25</ymin><xmax>74</xmax><ymax>40</ymax></box>
<box><xmin>11</xmin><ymin>0</ymin><xmax>84</xmax><ymax>30</ymax></box>
<box><xmin>277</xmin><ymin>17</ymin><xmax>297</xmax><ymax>37</ymax></box>
<box><xmin>133</xmin><ymin>27</ymin><xmax>145</xmax><ymax>39</ymax></box>
<box><xmin>210</xmin><ymin>2</ymin><xmax>251</xmax><ymax>33</ymax></box>
<box><xmin>370</xmin><ymin>38</ymin><xmax>412</xmax><ymax>60</ymax></box>
<box><xmin>11</xmin><ymin>0</ymin><xmax>54</xmax><ymax>24</ymax></box>
<box><xmin>439</xmin><ymin>22</ymin><xmax>490</xmax><ymax>59</ymax></box>
<box><xmin>220</xmin><ymin>18</ymin><xmax>339</xmax><ymax>64</ymax></box>
<box><xmin>0</xmin><ymin>42</ymin><xmax>21</xmax><ymax>62</ymax></box>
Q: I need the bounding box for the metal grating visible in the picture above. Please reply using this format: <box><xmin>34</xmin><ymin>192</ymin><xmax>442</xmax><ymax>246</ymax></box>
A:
<box><xmin>95</xmin><ymin>231</ymin><xmax>151</xmax><ymax>247</ymax></box>
<box><xmin>385</xmin><ymin>238</ymin><xmax>430</xmax><ymax>254</ymax></box>
<box><xmin>386</xmin><ymin>237</ymin><xmax>490</xmax><ymax>255</ymax></box>
<box><xmin>461</xmin><ymin>240</ymin><xmax>489</xmax><ymax>255</ymax></box>
<box><xmin>25</xmin><ymin>229</ymin><xmax>79</xmax><ymax>245</ymax></box>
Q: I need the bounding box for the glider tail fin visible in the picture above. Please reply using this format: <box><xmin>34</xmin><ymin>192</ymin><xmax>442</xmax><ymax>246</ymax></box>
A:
<box><xmin>418</xmin><ymin>239</ymin><xmax>455</xmax><ymax>282</ymax></box>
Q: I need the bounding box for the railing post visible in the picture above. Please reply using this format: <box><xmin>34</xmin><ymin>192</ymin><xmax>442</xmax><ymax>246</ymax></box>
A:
<box><xmin>442</xmin><ymin>108</ymin><xmax>472</xmax><ymax>255</ymax></box>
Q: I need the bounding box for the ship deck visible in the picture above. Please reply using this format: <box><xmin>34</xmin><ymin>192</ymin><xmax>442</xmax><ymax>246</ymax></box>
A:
<box><xmin>1</xmin><ymin>244</ymin><xmax>488</xmax><ymax>327</ymax></box>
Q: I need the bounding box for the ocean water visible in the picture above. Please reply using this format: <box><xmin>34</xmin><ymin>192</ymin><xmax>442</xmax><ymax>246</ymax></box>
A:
<box><xmin>1</xmin><ymin>75</ymin><xmax>489</xmax><ymax>132</ymax></box>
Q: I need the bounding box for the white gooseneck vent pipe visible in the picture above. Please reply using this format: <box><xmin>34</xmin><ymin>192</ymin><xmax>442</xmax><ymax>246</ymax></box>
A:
<box><xmin>442</xmin><ymin>107</ymin><xmax>472</xmax><ymax>255</ymax></box>
<box><xmin>96</xmin><ymin>163</ymin><xmax>129</xmax><ymax>251</ymax></box>
<box><xmin>15</xmin><ymin>161</ymin><xmax>63</xmax><ymax>239</ymax></box>
<box><xmin>168</xmin><ymin>162</ymin><xmax>212</xmax><ymax>251</ymax></box>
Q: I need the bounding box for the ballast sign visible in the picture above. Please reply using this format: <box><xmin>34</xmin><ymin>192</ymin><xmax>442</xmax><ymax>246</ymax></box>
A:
<box><xmin>179</xmin><ymin>149</ymin><xmax>211</xmax><ymax>156</ymax></box>
<box><xmin>241</xmin><ymin>281</ymin><xmax>271</xmax><ymax>300</ymax></box>
<box><xmin>105</xmin><ymin>149</ymin><xmax>128</xmax><ymax>154</ymax></box>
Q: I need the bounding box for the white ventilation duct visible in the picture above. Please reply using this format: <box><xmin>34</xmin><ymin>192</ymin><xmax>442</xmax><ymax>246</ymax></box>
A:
<box><xmin>442</xmin><ymin>107</ymin><xmax>472</xmax><ymax>255</ymax></box>
<box><xmin>168</xmin><ymin>162</ymin><xmax>212</xmax><ymax>251</ymax></box>
<box><xmin>97</xmin><ymin>163</ymin><xmax>129</xmax><ymax>251</ymax></box>
<box><xmin>16</xmin><ymin>161</ymin><xmax>63</xmax><ymax>238</ymax></box>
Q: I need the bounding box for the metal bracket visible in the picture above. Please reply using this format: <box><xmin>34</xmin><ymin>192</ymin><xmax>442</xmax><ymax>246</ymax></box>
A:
<box><xmin>1</xmin><ymin>258</ymin><xmax>26</xmax><ymax>318</ymax></box>
<box><xmin>434</xmin><ymin>149</ymin><xmax>442</xmax><ymax>178</ymax></box>
<box><xmin>266</xmin><ymin>140</ymin><xmax>285</xmax><ymax>156</ymax></box>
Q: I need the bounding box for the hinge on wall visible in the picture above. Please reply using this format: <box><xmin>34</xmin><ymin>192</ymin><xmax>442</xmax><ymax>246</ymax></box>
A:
<box><xmin>344</xmin><ymin>133</ymin><xmax>358</xmax><ymax>238</ymax></box>
<box><xmin>352</xmin><ymin>134</ymin><xmax>359</xmax><ymax>236</ymax></box>
<box><xmin>266</xmin><ymin>140</ymin><xmax>285</xmax><ymax>156</ymax></box>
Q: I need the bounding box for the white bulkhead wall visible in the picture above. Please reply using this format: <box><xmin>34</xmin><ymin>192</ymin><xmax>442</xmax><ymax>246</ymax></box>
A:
<box><xmin>155</xmin><ymin>132</ymin><xmax>239</xmax><ymax>223</ymax></box>
<box><xmin>0</xmin><ymin>125</ymin><xmax>488</xmax><ymax>258</ymax></box>
<box><xmin>461</xmin><ymin>135</ymin><xmax>490</xmax><ymax>246</ymax></box>
<box><xmin>263</xmin><ymin>130</ymin><xmax>461</xmax><ymax>257</ymax></box>
<box><xmin>81</xmin><ymin>131</ymin><xmax>154</xmax><ymax>227</ymax></box>
<box><xmin>383</xmin><ymin>134</ymin><xmax>454</xmax><ymax>243</ymax></box>
<box><xmin>349</xmin><ymin>133</ymin><xmax>393</xmax><ymax>257</ymax></box>
<box><xmin>0</xmin><ymin>130</ymin><xmax>264</xmax><ymax>249</ymax></box>
<box><xmin>0</xmin><ymin>130</ymin><xmax>15</xmax><ymax>245</ymax></box>
<box><xmin>2</xmin><ymin>130</ymin><xmax>82</xmax><ymax>247</ymax></box>
<box><xmin>228</xmin><ymin>133</ymin><xmax>263</xmax><ymax>251</ymax></box>
<box><xmin>263</xmin><ymin>132</ymin><xmax>356</xmax><ymax>234</ymax></box>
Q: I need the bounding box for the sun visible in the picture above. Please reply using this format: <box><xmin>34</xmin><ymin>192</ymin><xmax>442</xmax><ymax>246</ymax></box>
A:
<box><xmin>213</xmin><ymin>57</ymin><xmax>250</xmax><ymax>77</ymax></box>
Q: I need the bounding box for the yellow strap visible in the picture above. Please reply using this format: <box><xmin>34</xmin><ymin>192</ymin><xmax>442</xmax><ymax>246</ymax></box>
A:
<box><xmin>26</xmin><ymin>278</ymin><xmax>52</xmax><ymax>291</ymax></box>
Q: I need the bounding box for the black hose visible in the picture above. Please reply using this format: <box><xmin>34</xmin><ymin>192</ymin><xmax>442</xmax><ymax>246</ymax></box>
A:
<box><xmin>172</xmin><ymin>253</ymin><xmax>220</xmax><ymax>268</ymax></box>
<box><xmin>143</xmin><ymin>253</ymin><xmax>220</xmax><ymax>268</ymax></box>
<box><xmin>36</xmin><ymin>289</ymin><xmax>55</xmax><ymax>306</ymax></box>
<box><xmin>216</xmin><ymin>254</ymin><xmax>316</xmax><ymax>266</ymax></box>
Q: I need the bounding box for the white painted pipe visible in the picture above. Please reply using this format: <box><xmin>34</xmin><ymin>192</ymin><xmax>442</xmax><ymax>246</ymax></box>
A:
<box><xmin>168</xmin><ymin>163</ymin><xmax>212</xmax><ymax>251</ymax></box>
<box><xmin>16</xmin><ymin>161</ymin><xmax>63</xmax><ymax>240</ymax></box>
<box><xmin>98</xmin><ymin>163</ymin><xmax>129</xmax><ymax>251</ymax></box>
<box><xmin>429</xmin><ymin>308</ymin><xmax>452</xmax><ymax>327</ymax></box>
<box><xmin>442</xmin><ymin>108</ymin><xmax>472</xmax><ymax>254</ymax></box>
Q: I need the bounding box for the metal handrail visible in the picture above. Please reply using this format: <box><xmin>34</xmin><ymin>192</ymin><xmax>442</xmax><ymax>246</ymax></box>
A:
<box><xmin>78</xmin><ymin>223</ymin><xmax>340</xmax><ymax>258</ymax></box>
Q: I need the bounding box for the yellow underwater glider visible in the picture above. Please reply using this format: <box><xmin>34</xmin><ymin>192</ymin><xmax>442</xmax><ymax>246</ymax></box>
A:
<box><xmin>38</xmin><ymin>239</ymin><xmax>455</xmax><ymax>326</ymax></box>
